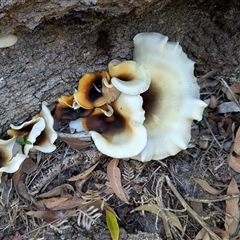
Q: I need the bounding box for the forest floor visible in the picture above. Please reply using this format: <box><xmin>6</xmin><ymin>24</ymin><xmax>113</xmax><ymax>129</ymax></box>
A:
<box><xmin>1</xmin><ymin>72</ymin><xmax>240</xmax><ymax>240</ymax></box>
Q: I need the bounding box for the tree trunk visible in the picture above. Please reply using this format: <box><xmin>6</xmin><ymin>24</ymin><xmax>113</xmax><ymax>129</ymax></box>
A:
<box><xmin>1</xmin><ymin>0</ymin><xmax>239</xmax><ymax>136</ymax></box>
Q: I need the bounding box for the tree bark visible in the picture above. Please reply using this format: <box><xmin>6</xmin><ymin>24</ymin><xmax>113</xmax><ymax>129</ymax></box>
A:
<box><xmin>1</xmin><ymin>0</ymin><xmax>240</xmax><ymax>136</ymax></box>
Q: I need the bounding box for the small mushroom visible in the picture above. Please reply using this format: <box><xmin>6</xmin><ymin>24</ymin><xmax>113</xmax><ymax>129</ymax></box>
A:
<box><xmin>0</xmin><ymin>33</ymin><xmax>18</xmax><ymax>48</ymax></box>
<box><xmin>131</xmin><ymin>32</ymin><xmax>207</xmax><ymax>161</ymax></box>
<box><xmin>108</xmin><ymin>60</ymin><xmax>151</xmax><ymax>95</ymax></box>
<box><xmin>55</xmin><ymin>94</ymin><xmax>94</xmax><ymax>120</ymax></box>
<box><xmin>74</xmin><ymin>71</ymin><xmax>120</xmax><ymax>109</ymax></box>
<box><xmin>8</xmin><ymin>102</ymin><xmax>57</xmax><ymax>154</ymax></box>
<box><xmin>0</xmin><ymin>137</ymin><xmax>27</xmax><ymax>182</ymax></box>
<box><xmin>70</xmin><ymin>94</ymin><xmax>147</xmax><ymax>158</ymax></box>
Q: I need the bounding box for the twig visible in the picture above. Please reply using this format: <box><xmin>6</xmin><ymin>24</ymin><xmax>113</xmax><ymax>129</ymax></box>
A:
<box><xmin>204</xmin><ymin>117</ymin><xmax>223</xmax><ymax>149</ymax></box>
<box><xmin>197</xmin><ymin>70</ymin><xmax>216</xmax><ymax>80</ymax></box>
<box><xmin>156</xmin><ymin>176</ymin><xmax>172</xmax><ymax>239</ymax></box>
<box><xmin>219</xmin><ymin>77</ymin><xmax>240</xmax><ymax>106</ymax></box>
<box><xmin>164</xmin><ymin>175</ymin><xmax>222</xmax><ymax>240</ymax></box>
<box><xmin>185</xmin><ymin>193</ymin><xmax>240</xmax><ymax>203</ymax></box>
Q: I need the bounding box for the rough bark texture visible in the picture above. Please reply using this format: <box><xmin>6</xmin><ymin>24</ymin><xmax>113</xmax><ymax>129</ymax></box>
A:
<box><xmin>1</xmin><ymin>0</ymin><xmax>240</xmax><ymax>136</ymax></box>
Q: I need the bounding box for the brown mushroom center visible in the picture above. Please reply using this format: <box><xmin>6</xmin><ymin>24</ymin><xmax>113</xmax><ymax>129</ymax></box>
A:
<box><xmin>141</xmin><ymin>82</ymin><xmax>159</xmax><ymax>124</ymax></box>
<box><xmin>0</xmin><ymin>148</ymin><xmax>10</xmax><ymax>167</ymax></box>
<box><xmin>83</xmin><ymin>109</ymin><xmax>125</xmax><ymax>135</ymax></box>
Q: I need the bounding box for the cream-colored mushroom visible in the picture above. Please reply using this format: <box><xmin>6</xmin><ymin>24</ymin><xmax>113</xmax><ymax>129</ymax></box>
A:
<box><xmin>108</xmin><ymin>60</ymin><xmax>151</xmax><ymax>95</ymax></box>
<box><xmin>0</xmin><ymin>33</ymin><xmax>18</xmax><ymax>48</ymax></box>
<box><xmin>0</xmin><ymin>137</ymin><xmax>27</xmax><ymax>182</ymax></box>
<box><xmin>8</xmin><ymin>102</ymin><xmax>57</xmax><ymax>154</ymax></box>
<box><xmin>70</xmin><ymin>94</ymin><xmax>147</xmax><ymax>158</ymax></box>
<box><xmin>131</xmin><ymin>32</ymin><xmax>207</xmax><ymax>162</ymax></box>
<box><xmin>35</xmin><ymin>102</ymin><xmax>58</xmax><ymax>153</ymax></box>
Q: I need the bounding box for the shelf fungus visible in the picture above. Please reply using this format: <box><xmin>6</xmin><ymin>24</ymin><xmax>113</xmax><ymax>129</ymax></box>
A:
<box><xmin>0</xmin><ymin>137</ymin><xmax>27</xmax><ymax>182</ymax></box>
<box><xmin>8</xmin><ymin>102</ymin><xmax>58</xmax><ymax>155</ymax></box>
<box><xmin>56</xmin><ymin>32</ymin><xmax>207</xmax><ymax>162</ymax></box>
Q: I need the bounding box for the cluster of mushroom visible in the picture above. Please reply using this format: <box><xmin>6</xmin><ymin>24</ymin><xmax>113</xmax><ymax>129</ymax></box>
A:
<box><xmin>0</xmin><ymin>102</ymin><xmax>57</xmax><ymax>182</ymax></box>
<box><xmin>56</xmin><ymin>32</ymin><xmax>207</xmax><ymax>162</ymax></box>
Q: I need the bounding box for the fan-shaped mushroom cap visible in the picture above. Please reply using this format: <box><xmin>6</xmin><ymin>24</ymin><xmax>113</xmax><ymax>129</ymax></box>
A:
<box><xmin>0</xmin><ymin>33</ymin><xmax>18</xmax><ymax>48</ymax></box>
<box><xmin>8</xmin><ymin>102</ymin><xmax>57</xmax><ymax>154</ymax></box>
<box><xmin>132</xmin><ymin>32</ymin><xmax>207</xmax><ymax>162</ymax></box>
<box><xmin>0</xmin><ymin>137</ymin><xmax>16</xmax><ymax>167</ymax></box>
<box><xmin>8</xmin><ymin>118</ymin><xmax>45</xmax><ymax>155</ymax></box>
<box><xmin>108</xmin><ymin>60</ymin><xmax>151</xmax><ymax>95</ymax></box>
<box><xmin>0</xmin><ymin>153</ymin><xmax>27</xmax><ymax>174</ymax></box>
<box><xmin>35</xmin><ymin>102</ymin><xmax>58</xmax><ymax>153</ymax></box>
<box><xmin>0</xmin><ymin>137</ymin><xmax>27</xmax><ymax>182</ymax></box>
<box><xmin>70</xmin><ymin>94</ymin><xmax>147</xmax><ymax>158</ymax></box>
<box><xmin>74</xmin><ymin>71</ymin><xmax>120</xmax><ymax>109</ymax></box>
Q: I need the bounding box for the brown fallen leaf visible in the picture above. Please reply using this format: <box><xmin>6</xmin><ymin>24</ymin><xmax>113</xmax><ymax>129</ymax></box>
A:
<box><xmin>12</xmin><ymin>165</ymin><xmax>38</xmax><ymax>206</ymax></box>
<box><xmin>194</xmin><ymin>227</ymin><xmax>229</xmax><ymax>240</ymax></box>
<box><xmin>225</xmin><ymin>83</ymin><xmax>240</xmax><ymax>104</ymax></box>
<box><xmin>224</xmin><ymin>177</ymin><xmax>239</xmax><ymax>235</ymax></box>
<box><xmin>37</xmin><ymin>196</ymin><xmax>83</xmax><ymax>210</ymax></box>
<box><xmin>208</xmin><ymin>95</ymin><xmax>218</xmax><ymax>109</ymax></box>
<box><xmin>26</xmin><ymin>210</ymin><xmax>65</xmax><ymax>222</ymax></box>
<box><xmin>192</xmin><ymin>177</ymin><xmax>224</xmax><ymax>195</ymax></box>
<box><xmin>227</xmin><ymin>153</ymin><xmax>240</xmax><ymax>173</ymax></box>
<box><xmin>193</xmin><ymin>228</ymin><xmax>210</xmax><ymax>240</ymax></box>
<box><xmin>9</xmin><ymin>235</ymin><xmax>22</xmax><ymax>240</ymax></box>
<box><xmin>233</xmin><ymin>126</ymin><xmax>240</xmax><ymax>155</ymax></box>
<box><xmin>107</xmin><ymin>159</ymin><xmax>129</xmax><ymax>204</ymax></box>
<box><xmin>21</xmin><ymin>158</ymin><xmax>37</xmax><ymax>174</ymax></box>
<box><xmin>211</xmin><ymin>227</ymin><xmax>229</xmax><ymax>240</ymax></box>
<box><xmin>68</xmin><ymin>161</ymin><xmax>99</xmax><ymax>181</ymax></box>
<box><xmin>36</xmin><ymin>184</ymin><xmax>75</xmax><ymax>198</ymax></box>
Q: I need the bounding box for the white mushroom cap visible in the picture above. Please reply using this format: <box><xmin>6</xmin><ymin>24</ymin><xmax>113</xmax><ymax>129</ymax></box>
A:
<box><xmin>0</xmin><ymin>153</ymin><xmax>27</xmax><ymax>174</ymax></box>
<box><xmin>132</xmin><ymin>32</ymin><xmax>207</xmax><ymax>162</ymax></box>
<box><xmin>35</xmin><ymin>102</ymin><xmax>58</xmax><ymax>153</ymax></box>
<box><xmin>108</xmin><ymin>60</ymin><xmax>151</xmax><ymax>95</ymax></box>
<box><xmin>70</xmin><ymin>93</ymin><xmax>147</xmax><ymax>158</ymax></box>
<box><xmin>0</xmin><ymin>33</ymin><xmax>18</xmax><ymax>48</ymax></box>
<box><xmin>8</xmin><ymin>117</ymin><xmax>45</xmax><ymax>155</ymax></box>
<box><xmin>0</xmin><ymin>137</ymin><xmax>16</xmax><ymax>167</ymax></box>
<box><xmin>0</xmin><ymin>137</ymin><xmax>27</xmax><ymax>182</ymax></box>
<box><xmin>8</xmin><ymin>102</ymin><xmax>57</xmax><ymax>154</ymax></box>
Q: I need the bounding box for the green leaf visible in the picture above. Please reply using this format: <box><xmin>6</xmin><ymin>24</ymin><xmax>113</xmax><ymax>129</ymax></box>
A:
<box><xmin>25</xmin><ymin>140</ymin><xmax>32</xmax><ymax>145</ymax></box>
<box><xmin>16</xmin><ymin>136</ymin><xmax>25</xmax><ymax>145</ymax></box>
<box><xmin>16</xmin><ymin>136</ymin><xmax>32</xmax><ymax>145</ymax></box>
<box><xmin>105</xmin><ymin>209</ymin><xmax>119</xmax><ymax>240</ymax></box>
<box><xmin>203</xmin><ymin>109</ymin><xmax>209</xmax><ymax>117</ymax></box>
